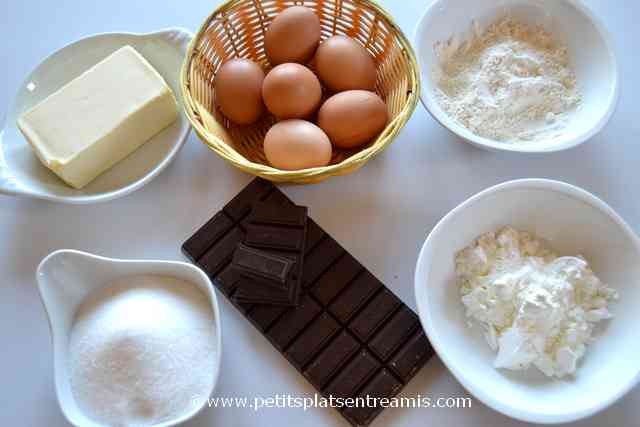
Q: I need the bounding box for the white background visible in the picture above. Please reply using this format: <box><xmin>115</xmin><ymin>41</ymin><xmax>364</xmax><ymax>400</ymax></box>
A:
<box><xmin>1</xmin><ymin>0</ymin><xmax>638</xmax><ymax>426</ymax></box>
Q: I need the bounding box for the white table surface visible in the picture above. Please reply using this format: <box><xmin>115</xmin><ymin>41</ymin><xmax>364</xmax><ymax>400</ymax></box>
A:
<box><xmin>1</xmin><ymin>1</ymin><xmax>638</xmax><ymax>426</ymax></box>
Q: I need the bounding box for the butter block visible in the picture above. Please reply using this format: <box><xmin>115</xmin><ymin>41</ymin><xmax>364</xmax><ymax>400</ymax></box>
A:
<box><xmin>17</xmin><ymin>46</ymin><xmax>178</xmax><ymax>189</ymax></box>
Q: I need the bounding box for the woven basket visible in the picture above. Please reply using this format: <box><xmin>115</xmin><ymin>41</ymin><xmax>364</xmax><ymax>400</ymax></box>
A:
<box><xmin>181</xmin><ymin>0</ymin><xmax>420</xmax><ymax>183</ymax></box>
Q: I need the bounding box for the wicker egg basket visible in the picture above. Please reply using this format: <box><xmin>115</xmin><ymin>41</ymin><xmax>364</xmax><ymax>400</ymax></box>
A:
<box><xmin>181</xmin><ymin>0</ymin><xmax>420</xmax><ymax>183</ymax></box>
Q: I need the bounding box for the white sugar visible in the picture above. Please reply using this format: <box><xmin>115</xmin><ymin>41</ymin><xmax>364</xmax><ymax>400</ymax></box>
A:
<box><xmin>68</xmin><ymin>275</ymin><xmax>216</xmax><ymax>426</ymax></box>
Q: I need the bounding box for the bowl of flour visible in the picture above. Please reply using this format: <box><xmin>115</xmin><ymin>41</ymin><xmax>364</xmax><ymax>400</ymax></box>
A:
<box><xmin>414</xmin><ymin>179</ymin><xmax>640</xmax><ymax>423</ymax></box>
<box><xmin>413</xmin><ymin>0</ymin><xmax>618</xmax><ymax>152</ymax></box>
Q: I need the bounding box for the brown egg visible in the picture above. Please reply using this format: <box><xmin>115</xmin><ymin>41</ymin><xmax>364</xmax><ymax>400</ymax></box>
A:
<box><xmin>262</xmin><ymin>63</ymin><xmax>322</xmax><ymax>119</ymax></box>
<box><xmin>214</xmin><ymin>59</ymin><xmax>265</xmax><ymax>125</ymax></box>
<box><xmin>264</xmin><ymin>120</ymin><xmax>332</xmax><ymax>170</ymax></box>
<box><xmin>265</xmin><ymin>6</ymin><xmax>321</xmax><ymax>65</ymax></box>
<box><xmin>317</xmin><ymin>90</ymin><xmax>388</xmax><ymax>148</ymax></box>
<box><xmin>315</xmin><ymin>35</ymin><xmax>377</xmax><ymax>92</ymax></box>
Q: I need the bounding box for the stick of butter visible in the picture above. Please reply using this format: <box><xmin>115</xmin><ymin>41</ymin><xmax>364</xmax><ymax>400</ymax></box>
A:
<box><xmin>17</xmin><ymin>46</ymin><xmax>178</xmax><ymax>189</ymax></box>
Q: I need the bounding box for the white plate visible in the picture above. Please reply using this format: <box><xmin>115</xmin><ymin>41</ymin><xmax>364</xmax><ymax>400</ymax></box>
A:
<box><xmin>0</xmin><ymin>28</ymin><xmax>193</xmax><ymax>204</ymax></box>
<box><xmin>37</xmin><ymin>249</ymin><xmax>223</xmax><ymax>427</ymax></box>
<box><xmin>414</xmin><ymin>179</ymin><xmax>640</xmax><ymax>423</ymax></box>
<box><xmin>413</xmin><ymin>0</ymin><xmax>619</xmax><ymax>153</ymax></box>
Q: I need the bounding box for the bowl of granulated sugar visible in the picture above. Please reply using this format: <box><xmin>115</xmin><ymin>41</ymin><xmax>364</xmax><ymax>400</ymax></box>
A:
<box><xmin>37</xmin><ymin>250</ymin><xmax>222</xmax><ymax>427</ymax></box>
<box><xmin>413</xmin><ymin>0</ymin><xmax>618</xmax><ymax>153</ymax></box>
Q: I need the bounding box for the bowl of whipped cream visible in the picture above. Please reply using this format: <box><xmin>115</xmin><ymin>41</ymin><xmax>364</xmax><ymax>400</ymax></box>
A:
<box><xmin>413</xmin><ymin>0</ymin><xmax>618</xmax><ymax>152</ymax></box>
<box><xmin>414</xmin><ymin>179</ymin><xmax>640</xmax><ymax>423</ymax></box>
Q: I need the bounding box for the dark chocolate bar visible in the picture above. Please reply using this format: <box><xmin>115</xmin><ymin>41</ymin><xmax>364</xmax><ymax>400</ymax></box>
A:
<box><xmin>232</xmin><ymin>243</ymin><xmax>293</xmax><ymax>288</ymax></box>
<box><xmin>234</xmin><ymin>268</ymin><xmax>299</xmax><ymax>306</ymax></box>
<box><xmin>250</xmin><ymin>201</ymin><xmax>308</xmax><ymax>227</ymax></box>
<box><xmin>182</xmin><ymin>179</ymin><xmax>434</xmax><ymax>427</ymax></box>
<box><xmin>234</xmin><ymin>201</ymin><xmax>308</xmax><ymax>306</ymax></box>
<box><xmin>206</xmin><ymin>186</ymin><xmax>308</xmax><ymax>306</ymax></box>
<box><xmin>233</xmin><ymin>246</ymin><xmax>302</xmax><ymax>306</ymax></box>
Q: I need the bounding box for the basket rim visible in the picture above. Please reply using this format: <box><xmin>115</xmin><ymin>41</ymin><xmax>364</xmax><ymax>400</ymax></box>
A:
<box><xmin>180</xmin><ymin>0</ymin><xmax>421</xmax><ymax>181</ymax></box>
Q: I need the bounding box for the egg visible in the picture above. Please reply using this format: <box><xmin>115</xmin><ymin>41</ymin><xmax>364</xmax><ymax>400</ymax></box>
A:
<box><xmin>264</xmin><ymin>120</ymin><xmax>332</xmax><ymax>170</ymax></box>
<box><xmin>315</xmin><ymin>35</ymin><xmax>377</xmax><ymax>92</ymax></box>
<box><xmin>265</xmin><ymin>6</ymin><xmax>321</xmax><ymax>65</ymax></box>
<box><xmin>317</xmin><ymin>90</ymin><xmax>388</xmax><ymax>148</ymax></box>
<box><xmin>214</xmin><ymin>58</ymin><xmax>265</xmax><ymax>125</ymax></box>
<box><xmin>262</xmin><ymin>63</ymin><xmax>322</xmax><ymax>119</ymax></box>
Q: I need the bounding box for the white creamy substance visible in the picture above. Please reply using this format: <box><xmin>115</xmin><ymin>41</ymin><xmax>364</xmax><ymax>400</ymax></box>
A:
<box><xmin>17</xmin><ymin>46</ymin><xmax>178</xmax><ymax>189</ymax></box>
<box><xmin>69</xmin><ymin>275</ymin><xmax>217</xmax><ymax>426</ymax></box>
<box><xmin>434</xmin><ymin>19</ymin><xmax>581</xmax><ymax>143</ymax></box>
<box><xmin>455</xmin><ymin>227</ymin><xmax>617</xmax><ymax>378</ymax></box>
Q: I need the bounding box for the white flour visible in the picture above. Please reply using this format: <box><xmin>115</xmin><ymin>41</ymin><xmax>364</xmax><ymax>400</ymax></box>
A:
<box><xmin>434</xmin><ymin>19</ymin><xmax>581</xmax><ymax>143</ymax></box>
<box><xmin>69</xmin><ymin>275</ymin><xmax>217</xmax><ymax>426</ymax></box>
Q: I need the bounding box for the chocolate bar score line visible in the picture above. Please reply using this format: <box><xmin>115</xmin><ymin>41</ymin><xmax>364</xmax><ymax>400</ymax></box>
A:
<box><xmin>181</xmin><ymin>178</ymin><xmax>435</xmax><ymax>427</ymax></box>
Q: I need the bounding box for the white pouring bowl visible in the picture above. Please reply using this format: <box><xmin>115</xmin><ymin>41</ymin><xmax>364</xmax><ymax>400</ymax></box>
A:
<box><xmin>0</xmin><ymin>28</ymin><xmax>193</xmax><ymax>204</ymax></box>
<box><xmin>37</xmin><ymin>250</ymin><xmax>222</xmax><ymax>427</ymax></box>
<box><xmin>413</xmin><ymin>0</ymin><xmax>619</xmax><ymax>153</ymax></box>
<box><xmin>414</xmin><ymin>179</ymin><xmax>640</xmax><ymax>423</ymax></box>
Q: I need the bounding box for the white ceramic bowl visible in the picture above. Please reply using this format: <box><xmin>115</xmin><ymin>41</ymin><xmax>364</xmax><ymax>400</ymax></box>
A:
<box><xmin>414</xmin><ymin>179</ymin><xmax>640</xmax><ymax>423</ymax></box>
<box><xmin>37</xmin><ymin>250</ymin><xmax>222</xmax><ymax>427</ymax></box>
<box><xmin>0</xmin><ymin>28</ymin><xmax>193</xmax><ymax>204</ymax></box>
<box><xmin>413</xmin><ymin>0</ymin><xmax>618</xmax><ymax>153</ymax></box>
